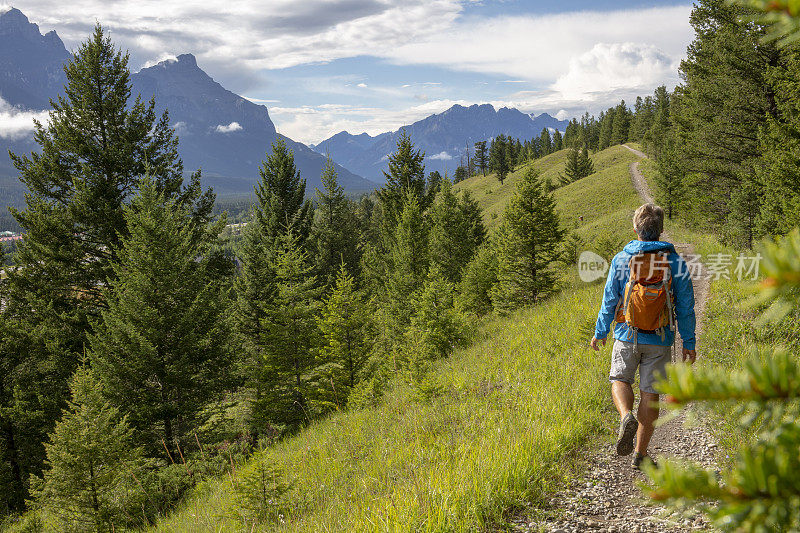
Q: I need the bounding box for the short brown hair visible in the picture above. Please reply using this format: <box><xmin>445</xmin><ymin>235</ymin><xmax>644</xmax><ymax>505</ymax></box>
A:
<box><xmin>633</xmin><ymin>203</ymin><xmax>664</xmax><ymax>241</ymax></box>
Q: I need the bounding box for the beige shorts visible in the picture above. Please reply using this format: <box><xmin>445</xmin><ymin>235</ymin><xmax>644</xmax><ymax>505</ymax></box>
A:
<box><xmin>609</xmin><ymin>340</ymin><xmax>671</xmax><ymax>394</ymax></box>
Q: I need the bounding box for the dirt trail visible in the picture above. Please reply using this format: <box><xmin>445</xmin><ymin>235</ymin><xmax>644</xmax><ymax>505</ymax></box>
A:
<box><xmin>511</xmin><ymin>146</ymin><xmax>717</xmax><ymax>532</ymax></box>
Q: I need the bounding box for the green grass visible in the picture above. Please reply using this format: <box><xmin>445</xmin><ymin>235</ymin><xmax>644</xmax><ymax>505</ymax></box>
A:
<box><xmin>453</xmin><ymin>149</ymin><xmax>570</xmax><ymax>226</ymax></box>
<box><xmin>456</xmin><ymin>145</ymin><xmax>640</xmax><ymax>233</ymax></box>
<box><xmin>149</xmin><ymin>146</ymin><xmax>647</xmax><ymax>532</ymax></box>
<box><xmin>553</xmin><ymin>146</ymin><xmax>640</xmax><ymax>245</ymax></box>
<box><xmin>154</xmin><ymin>280</ymin><xmax>609</xmax><ymax>532</ymax></box>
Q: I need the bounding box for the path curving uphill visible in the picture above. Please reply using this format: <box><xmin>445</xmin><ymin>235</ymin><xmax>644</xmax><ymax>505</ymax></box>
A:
<box><xmin>512</xmin><ymin>145</ymin><xmax>718</xmax><ymax>533</ymax></box>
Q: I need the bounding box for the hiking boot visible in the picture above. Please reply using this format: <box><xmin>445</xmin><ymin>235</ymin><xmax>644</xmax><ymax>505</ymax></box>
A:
<box><xmin>616</xmin><ymin>412</ymin><xmax>638</xmax><ymax>456</ymax></box>
<box><xmin>632</xmin><ymin>452</ymin><xmax>658</xmax><ymax>471</ymax></box>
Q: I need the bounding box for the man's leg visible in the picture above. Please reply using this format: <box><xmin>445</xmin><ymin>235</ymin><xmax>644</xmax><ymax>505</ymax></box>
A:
<box><xmin>635</xmin><ymin>391</ymin><xmax>659</xmax><ymax>454</ymax></box>
<box><xmin>611</xmin><ymin>380</ymin><xmax>634</xmax><ymax>418</ymax></box>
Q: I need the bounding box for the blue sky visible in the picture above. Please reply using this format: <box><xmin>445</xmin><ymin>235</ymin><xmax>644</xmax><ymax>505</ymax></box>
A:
<box><xmin>4</xmin><ymin>0</ymin><xmax>695</xmax><ymax>144</ymax></box>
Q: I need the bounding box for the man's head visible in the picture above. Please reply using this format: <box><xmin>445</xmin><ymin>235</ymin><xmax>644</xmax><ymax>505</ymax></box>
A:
<box><xmin>633</xmin><ymin>203</ymin><xmax>664</xmax><ymax>241</ymax></box>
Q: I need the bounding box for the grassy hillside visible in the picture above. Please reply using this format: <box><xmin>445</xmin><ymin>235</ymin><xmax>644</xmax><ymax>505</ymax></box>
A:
<box><xmin>149</xmin><ymin>146</ymin><xmax>643</xmax><ymax>532</ymax></box>
<box><xmin>455</xmin><ymin>145</ymin><xmax>640</xmax><ymax>236</ymax></box>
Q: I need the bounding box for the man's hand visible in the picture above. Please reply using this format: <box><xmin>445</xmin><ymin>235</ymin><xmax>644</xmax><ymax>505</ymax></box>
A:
<box><xmin>590</xmin><ymin>337</ymin><xmax>606</xmax><ymax>351</ymax></box>
<box><xmin>682</xmin><ymin>348</ymin><xmax>697</xmax><ymax>364</ymax></box>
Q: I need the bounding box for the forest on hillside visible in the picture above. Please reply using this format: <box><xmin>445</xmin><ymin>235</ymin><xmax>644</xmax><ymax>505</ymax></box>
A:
<box><xmin>2</xmin><ymin>0</ymin><xmax>800</xmax><ymax>531</ymax></box>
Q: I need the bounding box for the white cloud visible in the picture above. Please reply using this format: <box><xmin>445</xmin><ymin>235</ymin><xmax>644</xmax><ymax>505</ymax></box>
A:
<box><xmin>551</xmin><ymin>42</ymin><xmax>675</xmax><ymax>100</ymax></box>
<box><xmin>142</xmin><ymin>53</ymin><xmax>177</xmax><ymax>69</ymax></box>
<box><xmin>0</xmin><ymin>4</ymin><xmax>11</xmax><ymax>14</ymax></box>
<box><xmin>15</xmin><ymin>0</ymin><xmax>464</xmax><ymax>90</ymax></box>
<box><xmin>429</xmin><ymin>151</ymin><xmax>452</xmax><ymax>160</ymax></box>
<box><xmin>214</xmin><ymin>121</ymin><xmax>242</xmax><ymax>133</ymax></box>
<box><xmin>0</xmin><ymin>97</ymin><xmax>49</xmax><ymax>139</ymax></box>
<box><xmin>243</xmin><ymin>96</ymin><xmax>281</xmax><ymax>105</ymax></box>
<box><xmin>357</xmin><ymin>82</ymin><xmax>367</xmax><ymax>88</ymax></box>
<box><xmin>385</xmin><ymin>6</ymin><xmax>692</xmax><ymax>82</ymax></box>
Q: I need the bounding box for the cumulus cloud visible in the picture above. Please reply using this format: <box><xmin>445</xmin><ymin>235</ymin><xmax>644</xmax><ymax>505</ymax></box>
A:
<box><xmin>385</xmin><ymin>6</ymin><xmax>691</xmax><ymax>82</ymax></box>
<box><xmin>429</xmin><ymin>151</ymin><xmax>452</xmax><ymax>160</ymax></box>
<box><xmin>0</xmin><ymin>98</ymin><xmax>49</xmax><ymax>139</ymax></box>
<box><xmin>15</xmin><ymin>0</ymin><xmax>463</xmax><ymax>92</ymax></box>
<box><xmin>214</xmin><ymin>121</ymin><xmax>242</xmax><ymax>133</ymax></box>
<box><xmin>551</xmin><ymin>42</ymin><xmax>675</xmax><ymax>100</ymax></box>
<box><xmin>356</xmin><ymin>82</ymin><xmax>367</xmax><ymax>88</ymax></box>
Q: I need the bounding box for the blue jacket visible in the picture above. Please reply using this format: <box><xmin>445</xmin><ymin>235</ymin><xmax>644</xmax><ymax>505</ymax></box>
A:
<box><xmin>594</xmin><ymin>240</ymin><xmax>696</xmax><ymax>350</ymax></box>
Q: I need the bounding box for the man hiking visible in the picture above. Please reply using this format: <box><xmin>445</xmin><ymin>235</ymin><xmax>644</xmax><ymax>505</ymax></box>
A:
<box><xmin>590</xmin><ymin>203</ymin><xmax>696</xmax><ymax>470</ymax></box>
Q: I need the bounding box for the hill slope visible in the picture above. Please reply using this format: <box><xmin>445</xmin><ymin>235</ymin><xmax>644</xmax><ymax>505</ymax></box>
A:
<box><xmin>455</xmin><ymin>144</ymin><xmax>640</xmax><ymax>239</ymax></box>
<box><xmin>148</xmin><ymin>146</ymin><xmax>643</xmax><ymax>532</ymax></box>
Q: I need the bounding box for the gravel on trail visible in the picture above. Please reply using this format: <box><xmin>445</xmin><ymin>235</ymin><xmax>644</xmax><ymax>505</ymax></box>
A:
<box><xmin>511</xmin><ymin>148</ymin><xmax>719</xmax><ymax>533</ymax></box>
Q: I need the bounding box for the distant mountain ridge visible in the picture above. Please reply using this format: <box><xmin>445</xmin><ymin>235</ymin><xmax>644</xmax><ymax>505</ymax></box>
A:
<box><xmin>311</xmin><ymin>104</ymin><xmax>569</xmax><ymax>182</ymax></box>
<box><xmin>130</xmin><ymin>53</ymin><xmax>373</xmax><ymax>195</ymax></box>
<box><xmin>0</xmin><ymin>7</ymin><xmax>70</xmax><ymax>110</ymax></box>
<box><xmin>0</xmin><ymin>8</ymin><xmax>374</xmax><ymax>211</ymax></box>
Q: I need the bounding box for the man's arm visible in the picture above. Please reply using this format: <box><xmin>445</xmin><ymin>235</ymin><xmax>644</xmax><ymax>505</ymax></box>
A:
<box><xmin>672</xmin><ymin>253</ymin><xmax>697</xmax><ymax>362</ymax></box>
<box><xmin>591</xmin><ymin>255</ymin><xmax>622</xmax><ymax>350</ymax></box>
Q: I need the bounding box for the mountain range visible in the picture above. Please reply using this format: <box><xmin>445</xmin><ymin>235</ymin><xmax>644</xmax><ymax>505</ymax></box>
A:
<box><xmin>0</xmin><ymin>7</ymin><xmax>373</xmax><ymax>206</ymax></box>
<box><xmin>311</xmin><ymin>104</ymin><xmax>568</xmax><ymax>181</ymax></box>
<box><xmin>0</xmin><ymin>7</ymin><xmax>572</xmax><ymax>214</ymax></box>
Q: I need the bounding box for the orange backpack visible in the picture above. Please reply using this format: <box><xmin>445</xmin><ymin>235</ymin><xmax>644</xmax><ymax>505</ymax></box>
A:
<box><xmin>614</xmin><ymin>252</ymin><xmax>676</xmax><ymax>347</ymax></box>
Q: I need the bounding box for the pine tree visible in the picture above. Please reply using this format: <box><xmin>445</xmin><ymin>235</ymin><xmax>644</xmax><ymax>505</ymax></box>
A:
<box><xmin>428</xmin><ymin>180</ymin><xmax>486</xmax><ymax>285</ymax></box>
<box><xmin>407</xmin><ymin>268</ymin><xmax>466</xmax><ymax>361</ymax></box>
<box><xmin>630</xmin><ymin>96</ymin><xmax>655</xmax><ymax>141</ymax></box>
<box><xmin>3</xmin><ymin>25</ymin><xmax>212</xmax><ymax>508</ymax></box>
<box><xmin>564</xmin><ymin>145</ymin><xmax>594</xmax><ymax>182</ymax></box>
<box><xmin>376</xmin><ymin>130</ymin><xmax>427</xmax><ymax>226</ymax></box>
<box><xmin>563</xmin><ymin>119</ymin><xmax>580</xmax><ymax>148</ymax></box>
<box><xmin>30</xmin><ymin>366</ymin><xmax>143</xmax><ymax>532</ymax></box>
<box><xmin>311</xmin><ymin>157</ymin><xmax>360</xmax><ymax>287</ymax></box>
<box><xmin>232</xmin><ymin>139</ymin><xmax>315</xmax><ymax>430</ymax></box>
<box><xmin>453</xmin><ymin>166</ymin><xmax>469</xmax><ymax>183</ymax></box>
<box><xmin>672</xmin><ymin>0</ymin><xmax>779</xmax><ymax>238</ymax></box>
<box><xmin>426</xmin><ymin>170</ymin><xmax>443</xmax><ymax>199</ymax></box>
<box><xmin>552</xmin><ymin>129</ymin><xmax>563</xmax><ymax>151</ymax></box>
<box><xmin>9</xmin><ymin>24</ymin><xmax>211</xmax><ymax>311</ymax></box>
<box><xmin>232</xmin><ymin>449</ymin><xmax>292</xmax><ymax>525</ymax></box>
<box><xmin>89</xmin><ymin>176</ymin><xmax>229</xmax><ymax>455</ymax></box>
<box><xmin>381</xmin><ymin>192</ymin><xmax>429</xmax><ymax>345</ymax></box>
<box><xmin>539</xmin><ymin>128</ymin><xmax>552</xmax><ymax>155</ymax></box>
<box><xmin>231</xmin><ymin>215</ymin><xmax>278</xmax><ymax>437</ymax></box>
<box><xmin>654</xmin><ymin>136</ymin><xmax>687</xmax><ymax>219</ymax></box>
<box><xmin>756</xmin><ymin>50</ymin><xmax>800</xmax><ymax>235</ymax></box>
<box><xmin>491</xmin><ymin>168</ymin><xmax>565</xmax><ymax>313</ymax></box>
<box><xmin>598</xmin><ymin>108</ymin><xmax>615</xmax><ymax>149</ymax></box>
<box><xmin>474</xmin><ymin>141</ymin><xmax>488</xmax><ymax>176</ymax></box>
<box><xmin>256</xmin><ymin>231</ymin><xmax>321</xmax><ymax>431</ymax></box>
<box><xmin>646</xmin><ymin>87</ymin><xmax>672</xmax><ymax>159</ymax></box>
<box><xmin>611</xmin><ymin>100</ymin><xmax>630</xmax><ymax>145</ymax></box>
<box><xmin>489</xmin><ymin>136</ymin><xmax>511</xmax><ymax>184</ymax></box>
<box><xmin>313</xmin><ymin>264</ymin><xmax>371</xmax><ymax>411</ymax></box>
<box><xmin>255</xmin><ymin>138</ymin><xmax>313</xmax><ymax>247</ymax></box>
<box><xmin>457</xmin><ymin>241</ymin><xmax>499</xmax><ymax>316</ymax></box>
